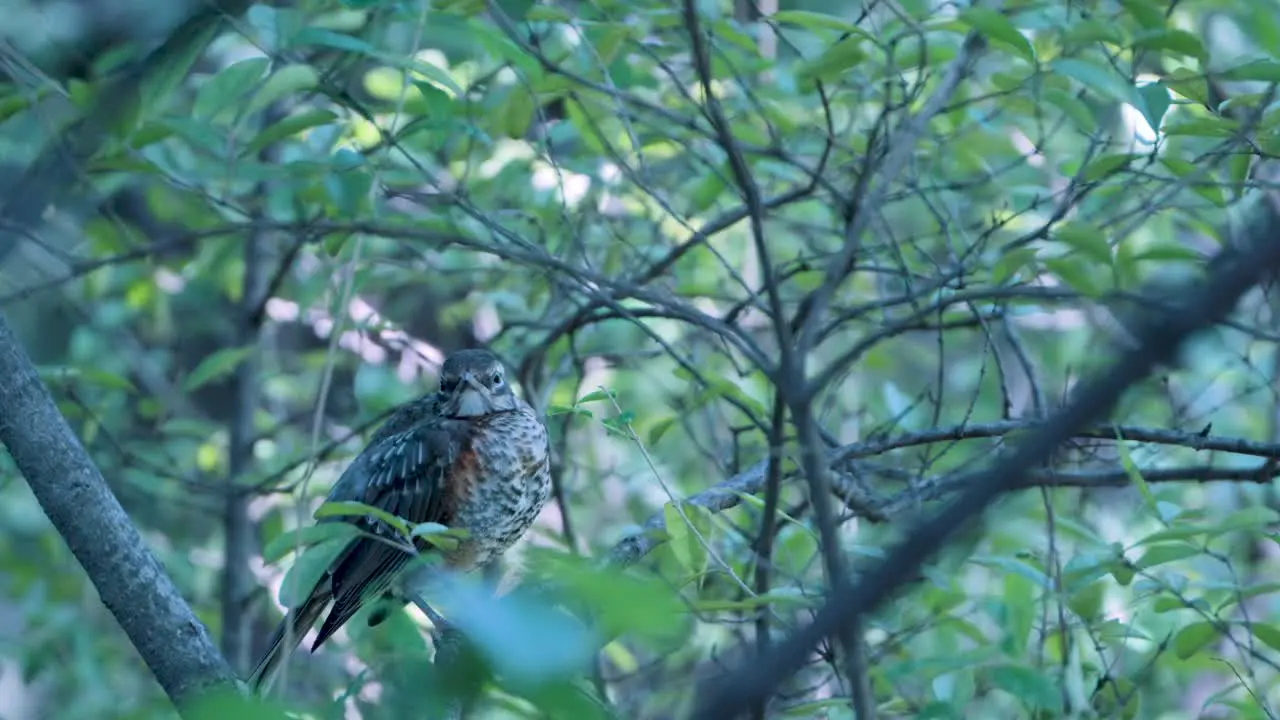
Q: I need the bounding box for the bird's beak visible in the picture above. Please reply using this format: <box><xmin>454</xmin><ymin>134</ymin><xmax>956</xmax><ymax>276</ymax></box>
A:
<box><xmin>460</xmin><ymin>371</ymin><xmax>490</xmax><ymax>395</ymax></box>
<box><xmin>453</xmin><ymin>371</ymin><xmax>492</xmax><ymax>416</ymax></box>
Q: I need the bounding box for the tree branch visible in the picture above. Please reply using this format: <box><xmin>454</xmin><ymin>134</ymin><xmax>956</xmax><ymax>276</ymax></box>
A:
<box><xmin>0</xmin><ymin>0</ymin><xmax>255</xmax><ymax>710</ymax></box>
<box><xmin>691</xmin><ymin>181</ymin><xmax>1280</xmax><ymax>717</ymax></box>
<box><xmin>606</xmin><ymin>411</ymin><xmax>1280</xmax><ymax>570</ymax></box>
<box><xmin>0</xmin><ymin>314</ymin><xmax>237</xmax><ymax>707</ymax></box>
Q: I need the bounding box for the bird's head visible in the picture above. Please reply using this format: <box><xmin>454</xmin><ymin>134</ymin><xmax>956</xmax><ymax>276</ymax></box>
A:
<box><xmin>438</xmin><ymin>349</ymin><xmax>519</xmax><ymax>418</ymax></box>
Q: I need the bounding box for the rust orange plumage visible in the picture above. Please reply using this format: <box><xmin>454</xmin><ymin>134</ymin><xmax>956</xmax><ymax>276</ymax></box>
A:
<box><xmin>248</xmin><ymin>348</ymin><xmax>551</xmax><ymax>691</ymax></box>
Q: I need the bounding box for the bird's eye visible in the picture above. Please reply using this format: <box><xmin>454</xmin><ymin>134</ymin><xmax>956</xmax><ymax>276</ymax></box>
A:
<box><xmin>440</xmin><ymin>379</ymin><xmax>458</xmax><ymax>393</ymax></box>
<box><xmin>490</xmin><ymin>372</ymin><xmax>504</xmax><ymax>386</ymax></box>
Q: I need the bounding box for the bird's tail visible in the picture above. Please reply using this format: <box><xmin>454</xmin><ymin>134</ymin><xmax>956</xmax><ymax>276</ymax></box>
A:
<box><xmin>247</xmin><ymin>588</ymin><xmax>331</xmax><ymax>694</ymax></box>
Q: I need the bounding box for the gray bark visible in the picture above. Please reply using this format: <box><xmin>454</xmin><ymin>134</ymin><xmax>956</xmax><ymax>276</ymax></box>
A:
<box><xmin>0</xmin><ymin>315</ymin><xmax>238</xmax><ymax>707</ymax></box>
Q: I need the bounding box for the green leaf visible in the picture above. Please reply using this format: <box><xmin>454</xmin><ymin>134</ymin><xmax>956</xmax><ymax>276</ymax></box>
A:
<box><xmin>663</xmin><ymin>503</ymin><xmax>694</xmax><ymax>572</ymax></box>
<box><xmin>1000</xmin><ymin>572</ymin><xmax>1035</xmax><ymax>656</ymax></box>
<box><xmin>1043</xmin><ymin>89</ymin><xmax>1096</xmax><ymax>131</ymax></box>
<box><xmin>694</xmin><ymin>589</ymin><xmax>816</xmax><ymax>612</ymax></box>
<box><xmin>1219</xmin><ymin>506</ymin><xmax>1280</xmax><ymax>532</ymax></box>
<box><xmin>770</xmin><ymin>10</ymin><xmax>870</xmax><ymax>35</ymax></box>
<box><xmin>1114</xmin><ymin>432</ymin><xmax>1157</xmax><ymax>513</ymax></box>
<box><xmin>127</xmin><ymin>121</ymin><xmax>177</xmax><ymax>150</ymax></box>
<box><xmin>411</xmin><ymin>522</ymin><xmax>452</xmax><ymax>537</ymax></box>
<box><xmin>1067</xmin><ymin>580</ymin><xmax>1105</xmax><ymax>619</ymax></box>
<box><xmin>672</xmin><ymin>367</ymin><xmax>769</xmax><ymax>418</ymax></box>
<box><xmin>1111</xmin><ymin>560</ymin><xmax>1135</xmax><ymax>586</ymax></box>
<box><xmin>291</xmin><ymin>25</ymin><xmax>465</xmax><ymax>98</ymax></box>
<box><xmin>538</xmin><ymin>558</ymin><xmax>688</xmax><ymax>642</ymax></box>
<box><xmin>241</xmin><ymin>109</ymin><xmax>337</xmax><ymax>157</ymax></box>
<box><xmin>1136</xmin><ymin>82</ymin><xmax>1171</xmax><ymax>130</ymax></box>
<box><xmin>1132</xmin><ymin>243</ymin><xmax>1205</xmax><ymax>264</ymax></box>
<box><xmin>138</xmin><ymin>16</ymin><xmax>224</xmax><ymax>119</ymax></box>
<box><xmin>278</xmin><ymin>534</ymin><xmax>352</xmax><ymax>607</ymax></box>
<box><xmin>732</xmin><ymin>491</ymin><xmax>819</xmax><ymax>540</ymax></box>
<box><xmin>1043</xmin><ymin>257</ymin><xmax>1103</xmax><ymax>297</ymax></box>
<box><xmin>467</xmin><ymin>18</ymin><xmax>541</xmax><ymax>75</ymax></box>
<box><xmin>1134</xmin><ymin>542</ymin><xmax>1199</xmax><ymax>569</ymax></box>
<box><xmin>247</xmin><ymin>64</ymin><xmax>320</xmax><ymax>115</ymax></box>
<box><xmin>576</xmin><ymin>388</ymin><xmax>615</xmax><ymax>404</ymax></box>
<box><xmin>1055</xmin><ymin>221</ymin><xmax>1111</xmax><ymax>263</ymax></box>
<box><xmin>970</xmin><ymin>556</ymin><xmax>1050</xmax><ymax>587</ymax></box>
<box><xmin>647</xmin><ymin>416</ymin><xmax>677</xmax><ymax>446</ymax></box>
<box><xmin>1250</xmin><ymin>623</ymin><xmax>1280</xmax><ymax>652</ymax></box>
<box><xmin>584</xmin><ymin>23</ymin><xmax>630</xmax><ymax>65</ymax></box>
<box><xmin>1081</xmin><ymin>153</ymin><xmax>1140</xmax><ymax>182</ymax></box>
<box><xmin>987</xmin><ymin>665</ymin><xmax>1059</xmax><ymax>710</ymax></box>
<box><xmin>796</xmin><ymin>36</ymin><xmax>866</xmax><ymax>83</ymax></box>
<box><xmin>314</xmin><ymin>500</ymin><xmax>412</xmax><ymax>537</ymax></box>
<box><xmin>263</xmin><ymin>522</ymin><xmax>360</xmax><ymax>563</ymax></box>
<box><xmin>1152</xmin><ymin>595</ymin><xmax>1193</xmax><ymax>613</ymax></box>
<box><xmin>1228</xmin><ymin>152</ymin><xmax>1251</xmax><ymax>201</ymax></box>
<box><xmin>1161</xmin><ymin>156</ymin><xmax>1225</xmax><ymax>206</ymax></box>
<box><xmin>959</xmin><ymin>8</ymin><xmax>1034</xmax><ymax>61</ymax></box>
<box><xmin>498</xmin><ymin>87</ymin><xmax>535</xmax><ymax>138</ymax></box>
<box><xmin>156</xmin><ymin>117</ymin><xmax>226</xmax><ymax>155</ymax></box>
<box><xmin>601</xmin><ymin>410</ymin><xmax>637</xmax><ymax>438</ymax></box>
<box><xmin>84</xmin><ymin>368</ymin><xmax>139</xmax><ymax>393</ymax></box>
<box><xmin>601</xmin><ymin>640</ymin><xmax>638</xmax><ymax>674</ymax></box>
<box><xmin>293</xmin><ymin>27</ymin><xmax>380</xmax><ymax>54</ymax></box>
<box><xmin>1134</xmin><ymin>523</ymin><xmax>1215</xmax><ymax>545</ymax></box>
<box><xmin>407</xmin><ymin>59</ymin><xmax>464</xmax><ymax>98</ymax></box>
<box><xmin>0</xmin><ymin>92</ymin><xmax>31</xmax><ymax>123</ymax></box>
<box><xmin>411</xmin><ymin>80</ymin><xmax>455</xmax><ymax>119</ymax></box>
<box><xmin>687</xmin><ymin>170</ymin><xmax>727</xmax><ymax>213</ymax></box>
<box><xmin>547</xmin><ymin>404</ymin><xmax>593</xmax><ymax>418</ymax></box>
<box><xmin>321</xmin><ymin>232</ymin><xmax>350</xmax><ymax>257</ymax></box>
<box><xmin>412</xmin><ymin>522</ymin><xmax>467</xmax><ymax>550</ymax></box>
<box><xmin>37</xmin><ymin>366</ymin><xmax>138</xmax><ymax>393</ymax></box>
<box><xmin>1135</xmin><ymin>508</ymin><xmax>1273</xmax><ymax>553</ymax></box>
<box><xmin>564</xmin><ymin>97</ymin><xmax>603</xmax><ymax>153</ymax></box>
<box><xmin>1221</xmin><ymin>59</ymin><xmax>1280</xmax><ymax>82</ymax></box>
<box><xmin>1119</xmin><ymin>0</ymin><xmax>1165</xmax><ymax>29</ymax></box>
<box><xmin>1163</xmin><ymin>69</ymin><xmax>1210</xmax><ymax>105</ymax></box>
<box><xmin>1163</xmin><ymin>115</ymin><xmax>1238</xmax><ymax>138</ymax></box>
<box><xmin>188</xmin><ymin>688</ymin><xmax>293</xmax><ymax>720</ymax></box>
<box><xmin>1133</xmin><ymin>29</ymin><xmax>1207</xmax><ymax>63</ymax></box>
<box><xmin>1062</xmin><ymin>19</ymin><xmax>1126</xmax><ymax>46</ymax></box>
<box><xmin>1093</xmin><ymin>676</ymin><xmax>1141</xmax><ymax>718</ymax></box>
<box><xmin>1051</xmin><ymin>58</ymin><xmax>1138</xmax><ymax>106</ymax></box>
<box><xmin>325</xmin><ymin>149</ymin><xmax>372</xmax><ymax>217</ymax></box>
<box><xmin>1172</xmin><ymin>621</ymin><xmax>1219</xmax><ymax>659</ymax></box>
<box><xmin>183</xmin><ymin>346</ymin><xmax>253</xmax><ymax>391</ymax></box>
<box><xmin>525</xmin><ymin>5</ymin><xmax>572</xmax><ymax>21</ymax></box>
<box><xmin>663</xmin><ymin>502</ymin><xmax>711</xmax><ymax>576</ymax></box>
<box><xmin>193</xmin><ymin>57</ymin><xmax>270</xmax><ymax>120</ymax></box>
<box><xmin>991</xmin><ymin>246</ymin><xmax>1038</xmax><ymax>285</ymax></box>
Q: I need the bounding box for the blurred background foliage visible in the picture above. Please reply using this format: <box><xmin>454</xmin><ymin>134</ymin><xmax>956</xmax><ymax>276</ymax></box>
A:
<box><xmin>4</xmin><ymin>0</ymin><xmax>1280</xmax><ymax>718</ymax></box>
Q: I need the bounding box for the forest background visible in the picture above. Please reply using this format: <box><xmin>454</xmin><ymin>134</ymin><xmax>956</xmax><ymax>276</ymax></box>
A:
<box><xmin>4</xmin><ymin>0</ymin><xmax>1280</xmax><ymax>718</ymax></box>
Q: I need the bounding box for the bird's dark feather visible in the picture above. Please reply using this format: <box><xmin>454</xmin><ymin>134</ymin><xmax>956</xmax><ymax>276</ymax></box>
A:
<box><xmin>250</xmin><ymin>349</ymin><xmax>550</xmax><ymax>693</ymax></box>
<box><xmin>312</xmin><ymin>420</ymin><xmax>462</xmax><ymax>648</ymax></box>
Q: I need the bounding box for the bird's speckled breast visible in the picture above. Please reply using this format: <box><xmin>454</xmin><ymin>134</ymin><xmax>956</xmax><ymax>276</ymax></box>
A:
<box><xmin>447</xmin><ymin>404</ymin><xmax>551</xmax><ymax>569</ymax></box>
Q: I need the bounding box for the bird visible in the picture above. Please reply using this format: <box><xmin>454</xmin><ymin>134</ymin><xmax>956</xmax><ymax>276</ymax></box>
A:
<box><xmin>247</xmin><ymin>348</ymin><xmax>552</xmax><ymax>692</ymax></box>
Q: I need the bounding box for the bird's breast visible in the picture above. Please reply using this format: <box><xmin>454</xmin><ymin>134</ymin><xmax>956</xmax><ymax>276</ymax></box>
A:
<box><xmin>444</xmin><ymin>409</ymin><xmax>551</xmax><ymax>569</ymax></box>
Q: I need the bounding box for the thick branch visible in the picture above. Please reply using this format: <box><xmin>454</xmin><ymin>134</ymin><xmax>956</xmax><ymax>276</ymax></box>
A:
<box><xmin>0</xmin><ymin>315</ymin><xmax>237</xmax><ymax>705</ymax></box>
<box><xmin>0</xmin><ymin>0</ymin><xmax>254</xmax><ymax>710</ymax></box>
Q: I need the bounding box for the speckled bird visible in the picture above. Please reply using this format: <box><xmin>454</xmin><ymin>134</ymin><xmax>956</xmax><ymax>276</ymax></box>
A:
<box><xmin>248</xmin><ymin>348</ymin><xmax>551</xmax><ymax>691</ymax></box>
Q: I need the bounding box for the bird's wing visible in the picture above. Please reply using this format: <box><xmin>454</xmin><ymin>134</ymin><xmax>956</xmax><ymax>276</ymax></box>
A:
<box><xmin>322</xmin><ymin>395</ymin><xmax>442</xmax><ymax>505</ymax></box>
<box><xmin>312</xmin><ymin>419</ymin><xmax>463</xmax><ymax>648</ymax></box>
